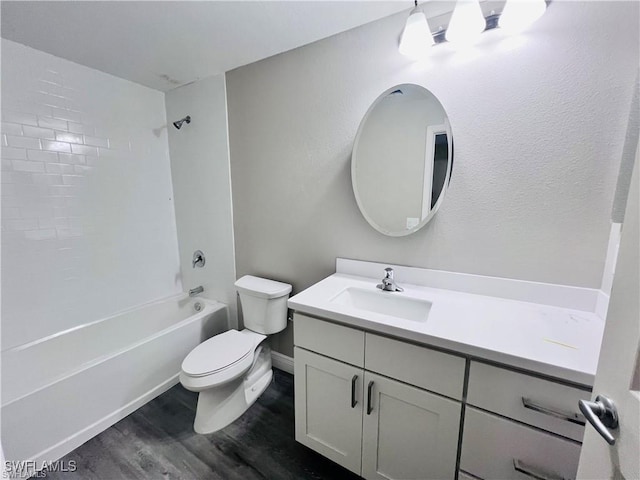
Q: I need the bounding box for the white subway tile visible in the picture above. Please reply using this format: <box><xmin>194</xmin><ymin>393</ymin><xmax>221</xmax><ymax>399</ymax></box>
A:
<box><xmin>5</xmin><ymin>218</ymin><xmax>39</xmax><ymax>231</ymax></box>
<box><xmin>1</xmin><ymin>184</ymin><xmax>18</xmax><ymax>197</ymax></box>
<box><xmin>58</xmin><ymin>153</ymin><xmax>85</xmax><ymax>165</ymax></box>
<box><xmin>53</xmin><ymin>206</ymin><xmax>68</xmax><ymax>217</ymax></box>
<box><xmin>7</xmin><ymin>135</ymin><xmax>41</xmax><ymax>150</ymax></box>
<box><xmin>45</xmin><ymin>163</ymin><xmax>75</xmax><ymax>174</ymax></box>
<box><xmin>83</xmin><ymin>135</ymin><xmax>108</xmax><ymax>148</ymax></box>
<box><xmin>42</xmin><ymin>140</ymin><xmax>71</xmax><ymax>153</ymax></box>
<box><xmin>51</xmin><ymin>107</ymin><xmax>81</xmax><ymax>123</ymax></box>
<box><xmin>2</xmin><ymin>207</ymin><xmax>21</xmax><ymax>219</ymax></box>
<box><xmin>2</xmin><ymin>160</ymin><xmax>14</xmax><ymax>171</ymax></box>
<box><xmin>62</xmin><ymin>175</ymin><xmax>84</xmax><ymax>185</ymax></box>
<box><xmin>20</xmin><ymin>205</ymin><xmax>54</xmax><ymax>218</ymax></box>
<box><xmin>23</xmin><ymin>126</ymin><xmax>56</xmax><ymax>140</ymax></box>
<box><xmin>24</xmin><ymin>229</ymin><xmax>57</xmax><ymax>241</ymax></box>
<box><xmin>74</xmin><ymin>165</ymin><xmax>92</xmax><ymax>174</ymax></box>
<box><xmin>2</xmin><ymin>171</ymin><xmax>33</xmax><ymax>184</ymax></box>
<box><xmin>12</xmin><ymin>160</ymin><xmax>45</xmax><ymax>173</ymax></box>
<box><xmin>55</xmin><ymin>131</ymin><xmax>83</xmax><ymax>144</ymax></box>
<box><xmin>38</xmin><ymin>117</ymin><xmax>68</xmax><ymax>131</ymax></box>
<box><xmin>1</xmin><ymin>122</ymin><xmax>24</xmax><ymax>136</ymax></box>
<box><xmin>71</xmin><ymin>144</ymin><xmax>97</xmax><ymax>156</ymax></box>
<box><xmin>48</xmin><ymin>197</ymin><xmax>68</xmax><ymax>208</ymax></box>
<box><xmin>1</xmin><ymin>147</ymin><xmax>27</xmax><ymax>160</ymax></box>
<box><xmin>27</xmin><ymin>149</ymin><xmax>59</xmax><ymax>162</ymax></box>
<box><xmin>48</xmin><ymin>185</ymin><xmax>75</xmax><ymax>196</ymax></box>
<box><xmin>33</xmin><ymin>173</ymin><xmax>63</xmax><ymax>185</ymax></box>
<box><xmin>2</xmin><ymin>134</ymin><xmax>7</xmax><ymax>147</ymax></box>
<box><xmin>68</xmin><ymin>122</ymin><xmax>95</xmax><ymax>135</ymax></box>
<box><xmin>2</xmin><ymin>111</ymin><xmax>38</xmax><ymax>126</ymax></box>
<box><xmin>35</xmin><ymin>91</ymin><xmax>67</xmax><ymax>109</ymax></box>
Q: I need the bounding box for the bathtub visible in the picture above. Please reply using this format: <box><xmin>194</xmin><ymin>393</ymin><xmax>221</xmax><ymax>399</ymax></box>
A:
<box><xmin>1</xmin><ymin>294</ymin><xmax>227</xmax><ymax>468</ymax></box>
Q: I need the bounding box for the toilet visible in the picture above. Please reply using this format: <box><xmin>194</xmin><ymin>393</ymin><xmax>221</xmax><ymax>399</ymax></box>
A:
<box><xmin>179</xmin><ymin>275</ymin><xmax>292</xmax><ymax>434</ymax></box>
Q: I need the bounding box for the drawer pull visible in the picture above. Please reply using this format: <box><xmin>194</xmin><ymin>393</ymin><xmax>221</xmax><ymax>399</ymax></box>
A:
<box><xmin>522</xmin><ymin>397</ymin><xmax>586</xmax><ymax>426</ymax></box>
<box><xmin>513</xmin><ymin>459</ymin><xmax>568</xmax><ymax>480</ymax></box>
<box><xmin>367</xmin><ymin>381</ymin><xmax>374</xmax><ymax>415</ymax></box>
<box><xmin>351</xmin><ymin>375</ymin><xmax>358</xmax><ymax>408</ymax></box>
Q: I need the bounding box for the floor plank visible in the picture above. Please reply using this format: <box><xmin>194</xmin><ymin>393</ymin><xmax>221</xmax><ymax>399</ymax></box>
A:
<box><xmin>44</xmin><ymin>371</ymin><xmax>362</xmax><ymax>479</ymax></box>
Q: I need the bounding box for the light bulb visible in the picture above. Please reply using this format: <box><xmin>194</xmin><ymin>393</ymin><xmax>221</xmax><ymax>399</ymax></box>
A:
<box><xmin>445</xmin><ymin>0</ymin><xmax>486</xmax><ymax>46</ymax></box>
<box><xmin>399</xmin><ymin>6</ymin><xmax>435</xmax><ymax>59</ymax></box>
<box><xmin>499</xmin><ymin>0</ymin><xmax>547</xmax><ymax>34</ymax></box>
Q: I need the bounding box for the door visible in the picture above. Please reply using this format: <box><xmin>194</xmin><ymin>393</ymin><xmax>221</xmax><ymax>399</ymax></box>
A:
<box><xmin>361</xmin><ymin>372</ymin><xmax>461</xmax><ymax>480</ymax></box>
<box><xmin>577</xmin><ymin>146</ymin><xmax>639</xmax><ymax>479</ymax></box>
<box><xmin>293</xmin><ymin>347</ymin><xmax>364</xmax><ymax>475</ymax></box>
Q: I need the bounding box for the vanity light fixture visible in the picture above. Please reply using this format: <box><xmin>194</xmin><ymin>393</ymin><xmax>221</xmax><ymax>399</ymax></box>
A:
<box><xmin>499</xmin><ymin>0</ymin><xmax>547</xmax><ymax>34</ymax></box>
<box><xmin>399</xmin><ymin>1</ymin><xmax>435</xmax><ymax>59</ymax></box>
<box><xmin>399</xmin><ymin>0</ymin><xmax>550</xmax><ymax>57</ymax></box>
<box><xmin>445</xmin><ymin>0</ymin><xmax>486</xmax><ymax>46</ymax></box>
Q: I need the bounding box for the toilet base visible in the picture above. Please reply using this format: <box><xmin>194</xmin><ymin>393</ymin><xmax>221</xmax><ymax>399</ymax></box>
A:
<box><xmin>193</xmin><ymin>345</ymin><xmax>273</xmax><ymax>434</ymax></box>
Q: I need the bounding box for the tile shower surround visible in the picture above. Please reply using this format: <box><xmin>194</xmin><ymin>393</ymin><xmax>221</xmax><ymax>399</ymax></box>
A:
<box><xmin>1</xmin><ymin>40</ymin><xmax>181</xmax><ymax>350</ymax></box>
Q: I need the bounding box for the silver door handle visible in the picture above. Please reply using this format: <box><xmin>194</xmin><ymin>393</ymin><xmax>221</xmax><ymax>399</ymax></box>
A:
<box><xmin>578</xmin><ymin>395</ymin><xmax>619</xmax><ymax>445</ymax></box>
<box><xmin>522</xmin><ymin>397</ymin><xmax>586</xmax><ymax>426</ymax></box>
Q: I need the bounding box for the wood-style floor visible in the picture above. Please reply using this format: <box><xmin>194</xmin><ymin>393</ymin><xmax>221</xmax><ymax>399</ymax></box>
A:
<box><xmin>45</xmin><ymin>370</ymin><xmax>361</xmax><ymax>480</ymax></box>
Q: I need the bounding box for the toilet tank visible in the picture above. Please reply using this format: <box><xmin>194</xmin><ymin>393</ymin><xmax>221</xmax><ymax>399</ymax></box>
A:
<box><xmin>235</xmin><ymin>276</ymin><xmax>292</xmax><ymax>334</ymax></box>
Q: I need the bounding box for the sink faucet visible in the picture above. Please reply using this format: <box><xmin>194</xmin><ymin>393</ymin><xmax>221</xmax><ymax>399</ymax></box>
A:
<box><xmin>377</xmin><ymin>267</ymin><xmax>404</xmax><ymax>292</ymax></box>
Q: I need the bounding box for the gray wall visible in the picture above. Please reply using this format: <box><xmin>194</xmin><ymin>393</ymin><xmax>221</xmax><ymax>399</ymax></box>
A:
<box><xmin>227</xmin><ymin>2</ymin><xmax>639</xmax><ymax>356</ymax></box>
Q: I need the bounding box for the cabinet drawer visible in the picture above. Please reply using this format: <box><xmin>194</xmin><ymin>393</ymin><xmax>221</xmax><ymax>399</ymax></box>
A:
<box><xmin>294</xmin><ymin>313</ymin><xmax>365</xmax><ymax>367</ymax></box>
<box><xmin>461</xmin><ymin>407</ymin><xmax>581</xmax><ymax>480</ymax></box>
<box><xmin>365</xmin><ymin>333</ymin><xmax>465</xmax><ymax>400</ymax></box>
<box><xmin>467</xmin><ymin>362</ymin><xmax>589</xmax><ymax>441</ymax></box>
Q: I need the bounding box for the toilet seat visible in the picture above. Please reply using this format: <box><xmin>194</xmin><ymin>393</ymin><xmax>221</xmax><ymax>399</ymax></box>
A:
<box><xmin>181</xmin><ymin>330</ymin><xmax>254</xmax><ymax>377</ymax></box>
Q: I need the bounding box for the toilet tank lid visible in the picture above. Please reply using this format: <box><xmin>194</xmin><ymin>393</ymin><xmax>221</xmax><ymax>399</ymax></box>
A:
<box><xmin>235</xmin><ymin>275</ymin><xmax>292</xmax><ymax>299</ymax></box>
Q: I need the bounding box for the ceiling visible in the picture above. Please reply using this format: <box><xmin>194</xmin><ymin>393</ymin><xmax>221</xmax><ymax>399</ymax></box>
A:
<box><xmin>1</xmin><ymin>1</ymin><xmax>413</xmax><ymax>91</ymax></box>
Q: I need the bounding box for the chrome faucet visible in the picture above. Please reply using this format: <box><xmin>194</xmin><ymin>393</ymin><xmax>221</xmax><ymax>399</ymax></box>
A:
<box><xmin>189</xmin><ymin>285</ymin><xmax>204</xmax><ymax>297</ymax></box>
<box><xmin>377</xmin><ymin>267</ymin><xmax>404</xmax><ymax>292</ymax></box>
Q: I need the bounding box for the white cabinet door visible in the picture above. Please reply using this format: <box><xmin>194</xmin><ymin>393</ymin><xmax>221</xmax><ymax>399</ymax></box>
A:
<box><xmin>361</xmin><ymin>372</ymin><xmax>461</xmax><ymax>480</ymax></box>
<box><xmin>294</xmin><ymin>347</ymin><xmax>364</xmax><ymax>475</ymax></box>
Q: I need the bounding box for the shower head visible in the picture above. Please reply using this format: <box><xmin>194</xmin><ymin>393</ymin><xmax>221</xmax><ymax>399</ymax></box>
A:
<box><xmin>173</xmin><ymin>115</ymin><xmax>191</xmax><ymax>130</ymax></box>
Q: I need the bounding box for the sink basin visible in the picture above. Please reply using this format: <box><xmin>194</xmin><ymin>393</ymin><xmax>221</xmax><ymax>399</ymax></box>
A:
<box><xmin>330</xmin><ymin>287</ymin><xmax>432</xmax><ymax>322</ymax></box>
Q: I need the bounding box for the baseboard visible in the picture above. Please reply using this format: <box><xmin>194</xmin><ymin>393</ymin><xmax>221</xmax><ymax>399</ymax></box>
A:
<box><xmin>271</xmin><ymin>351</ymin><xmax>294</xmax><ymax>375</ymax></box>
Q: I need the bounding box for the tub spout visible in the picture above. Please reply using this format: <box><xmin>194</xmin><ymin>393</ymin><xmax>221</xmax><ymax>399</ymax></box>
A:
<box><xmin>189</xmin><ymin>286</ymin><xmax>204</xmax><ymax>297</ymax></box>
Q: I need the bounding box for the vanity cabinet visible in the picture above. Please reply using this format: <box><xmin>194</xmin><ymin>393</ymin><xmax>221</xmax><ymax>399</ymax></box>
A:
<box><xmin>294</xmin><ymin>314</ymin><xmax>463</xmax><ymax>479</ymax></box>
<box><xmin>293</xmin><ymin>313</ymin><xmax>592</xmax><ymax>480</ymax></box>
<box><xmin>294</xmin><ymin>347</ymin><xmax>364</xmax><ymax>473</ymax></box>
<box><xmin>361</xmin><ymin>372</ymin><xmax>461</xmax><ymax>480</ymax></box>
<box><xmin>459</xmin><ymin>361</ymin><xmax>589</xmax><ymax>480</ymax></box>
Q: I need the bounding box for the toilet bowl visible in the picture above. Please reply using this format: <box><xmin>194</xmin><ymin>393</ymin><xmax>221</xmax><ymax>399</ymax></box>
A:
<box><xmin>180</xmin><ymin>275</ymin><xmax>292</xmax><ymax>434</ymax></box>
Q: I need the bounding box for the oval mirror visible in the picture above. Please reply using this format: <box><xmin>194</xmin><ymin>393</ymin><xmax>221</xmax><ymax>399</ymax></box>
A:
<box><xmin>352</xmin><ymin>84</ymin><xmax>453</xmax><ymax>236</ymax></box>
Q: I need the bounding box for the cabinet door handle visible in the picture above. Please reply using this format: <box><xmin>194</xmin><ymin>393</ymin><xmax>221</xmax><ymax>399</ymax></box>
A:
<box><xmin>366</xmin><ymin>381</ymin><xmax>374</xmax><ymax>415</ymax></box>
<box><xmin>351</xmin><ymin>375</ymin><xmax>358</xmax><ymax>408</ymax></box>
<box><xmin>513</xmin><ymin>459</ymin><xmax>567</xmax><ymax>480</ymax></box>
<box><xmin>522</xmin><ymin>397</ymin><xmax>586</xmax><ymax>426</ymax></box>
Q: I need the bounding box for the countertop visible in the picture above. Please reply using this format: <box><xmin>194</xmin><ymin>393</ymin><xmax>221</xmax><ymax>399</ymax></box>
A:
<box><xmin>288</xmin><ymin>273</ymin><xmax>605</xmax><ymax>386</ymax></box>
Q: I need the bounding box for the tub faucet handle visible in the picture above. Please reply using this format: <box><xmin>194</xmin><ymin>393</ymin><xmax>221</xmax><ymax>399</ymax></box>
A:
<box><xmin>192</xmin><ymin>250</ymin><xmax>205</xmax><ymax>268</ymax></box>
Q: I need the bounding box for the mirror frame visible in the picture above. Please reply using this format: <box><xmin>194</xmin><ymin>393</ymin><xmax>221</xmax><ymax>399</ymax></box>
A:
<box><xmin>351</xmin><ymin>84</ymin><xmax>454</xmax><ymax>237</ymax></box>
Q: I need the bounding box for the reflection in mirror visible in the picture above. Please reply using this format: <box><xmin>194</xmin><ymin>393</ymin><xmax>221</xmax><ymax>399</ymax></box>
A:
<box><xmin>352</xmin><ymin>84</ymin><xmax>453</xmax><ymax>236</ymax></box>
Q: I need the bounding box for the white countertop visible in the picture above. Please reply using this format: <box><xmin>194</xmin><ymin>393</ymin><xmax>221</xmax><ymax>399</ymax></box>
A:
<box><xmin>288</xmin><ymin>272</ymin><xmax>605</xmax><ymax>386</ymax></box>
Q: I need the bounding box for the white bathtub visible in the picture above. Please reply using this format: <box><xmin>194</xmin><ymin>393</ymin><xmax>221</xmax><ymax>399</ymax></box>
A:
<box><xmin>1</xmin><ymin>294</ymin><xmax>227</xmax><ymax>467</ymax></box>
